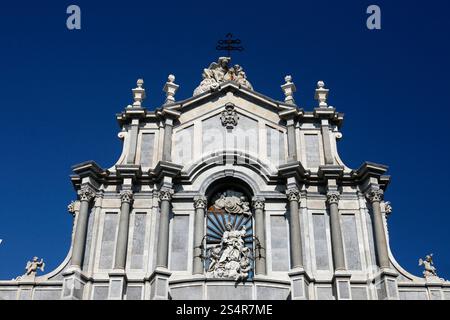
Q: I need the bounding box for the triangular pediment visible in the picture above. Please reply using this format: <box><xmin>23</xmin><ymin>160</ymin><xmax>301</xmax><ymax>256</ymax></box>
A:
<box><xmin>164</xmin><ymin>82</ymin><xmax>299</xmax><ymax>127</ymax></box>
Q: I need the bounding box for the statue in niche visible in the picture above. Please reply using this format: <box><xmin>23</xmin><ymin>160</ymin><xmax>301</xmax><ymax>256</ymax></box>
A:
<box><xmin>206</xmin><ymin>223</ymin><xmax>252</xmax><ymax>281</ymax></box>
<box><xmin>213</xmin><ymin>193</ymin><xmax>251</xmax><ymax>216</ymax></box>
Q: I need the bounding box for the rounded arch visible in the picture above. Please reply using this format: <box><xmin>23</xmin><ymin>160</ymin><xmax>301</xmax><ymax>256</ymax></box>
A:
<box><xmin>198</xmin><ymin>168</ymin><xmax>263</xmax><ymax>197</ymax></box>
<box><xmin>205</xmin><ymin>177</ymin><xmax>254</xmax><ymax>206</ymax></box>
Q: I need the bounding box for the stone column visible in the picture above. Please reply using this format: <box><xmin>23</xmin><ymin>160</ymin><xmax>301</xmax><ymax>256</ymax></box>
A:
<box><xmin>193</xmin><ymin>196</ymin><xmax>207</xmax><ymax>275</ymax></box>
<box><xmin>156</xmin><ymin>188</ymin><xmax>173</xmax><ymax>268</ymax></box>
<box><xmin>162</xmin><ymin>118</ymin><xmax>174</xmax><ymax>162</ymax></box>
<box><xmin>326</xmin><ymin>191</ymin><xmax>346</xmax><ymax>271</ymax></box>
<box><xmin>252</xmin><ymin>197</ymin><xmax>267</xmax><ymax>275</ymax></box>
<box><xmin>286</xmin><ymin>188</ymin><xmax>303</xmax><ymax>269</ymax></box>
<box><xmin>114</xmin><ymin>190</ymin><xmax>134</xmax><ymax>270</ymax></box>
<box><xmin>366</xmin><ymin>188</ymin><xmax>390</xmax><ymax>269</ymax></box>
<box><xmin>71</xmin><ymin>185</ymin><xmax>95</xmax><ymax>269</ymax></box>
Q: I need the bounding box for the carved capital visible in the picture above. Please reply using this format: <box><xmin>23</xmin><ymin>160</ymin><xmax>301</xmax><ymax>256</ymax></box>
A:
<box><xmin>193</xmin><ymin>196</ymin><xmax>207</xmax><ymax>209</ymax></box>
<box><xmin>286</xmin><ymin>188</ymin><xmax>300</xmax><ymax>202</ymax></box>
<box><xmin>159</xmin><ymin>188</ymin><xmax>174</xmax><ymax>202</ymax></box>
<box><xmin>120</xmin><ymin>190</ymin><xmax>134</xmax><ymax>204</ymax></box>
<box><xmin>326</xmin><ymin>191</ymin><xmax>340</xmax><ymax>205</ymax></box>
<box><xmin>366</xmin><ymin>188</ymin><xmax>384</xmax><ymax>203</ymax></box>
<box><xmin>252</xmin><ymin>197</ymin><xmax>265</xmax><ymax>210</ymax></box>
<box><xmin>79</xmin><ymin>185</ymin><xmax>95</xmax><ymax>202</ymax></box>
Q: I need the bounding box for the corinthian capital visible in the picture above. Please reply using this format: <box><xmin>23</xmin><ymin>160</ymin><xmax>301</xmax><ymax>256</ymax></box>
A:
<box><xmin>79</xmin><ymin>185</ymin><xmax>95</xmax><ymax>202</ymax></box>
<box><xmin>193</xmin><ymin>196</ymin><xmax>207</xmax><ymax>209</ymax></box>
<box><xmin>252</xmin><ymin>197</ymin><xmax>265</xmax><ymax>210</ymax></box>
<box><xmin>326</xmin><ymin>191</ymin><xmax>340</xmax><ymax>205</ymax></box>
<box><xmin>366</xmin><ymin>188</ymin><xmax>384</xmax><ymax>203</ymax></box>
<box><xmin>159</xmin><ymin>188</ymin><xmax>174</xmax><ymax>202</ymax></box>
<box><xmin>286</xmin><ymin>188</ymin><xmax>300</xmax><ymax>202</ymax></box>
<box><xmin>120</xmin><ymin>190</ymin><xmax>134</xmax><ymax>204</ymax></box>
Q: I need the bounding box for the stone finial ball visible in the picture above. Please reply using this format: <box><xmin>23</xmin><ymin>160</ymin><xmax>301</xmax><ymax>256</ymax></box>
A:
<box><xmin>317</xmin><ymin>80</ymin><xmax>325</xmax><ymax>88</ymax></box>
<box><xmin>137</xmin><ymin>79</ymin><xmax>144</xmax><ymax>87</ymax></box>
<box><xmin>168</xmin><ymin>74</ymin><xmax>175</xmax><ymax>83</ymax></box>
<box><xmin>284</xmin><ymin>75</ymin><xmax>292</xmax><ymax>83</ymax></box>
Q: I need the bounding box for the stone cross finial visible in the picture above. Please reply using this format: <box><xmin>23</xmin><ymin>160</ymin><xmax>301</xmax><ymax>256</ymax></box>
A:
<box><xmin>163</xmin><ymin>74</ymin><xmax>179</xmax><ymax>105</ymax></box>
<box><xmin>281</xmin><ymin>75</ymin><xmax>296</xmax><ymax>105</ymax></box>
<box><xmin>315</xmin><ymin>80</ymin><xmax>329</xmax><ymax>108</ymax></box>
<box><xmin>131</xmin><ymin>78</ymin><xmax>146</xmax><ymax>107</ymax></box>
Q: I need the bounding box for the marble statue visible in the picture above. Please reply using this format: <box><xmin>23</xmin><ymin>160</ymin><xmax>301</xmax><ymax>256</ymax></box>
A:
<box><xmin>15</xmin><ymin>257</ymin><xmax>45</xmax><ymax>280</ymax></box>
<box><xmin>419</xmin><ymin>254</ymin><xmax>438</xmax><ymax>278</ymax></box>
<box><xmin>207</xmin><ymin>223</ymin><xmax>252</xmax><ymax>281</ymax></box>
<box><xmin>193</xmin><ymin>57</ymin><xmax>253</xmax><ymax>95</ymax></box>
<box><xmin>213</xmin><ymin>194</ymin><xmax>251</xmax><ymax>216</ymax></box>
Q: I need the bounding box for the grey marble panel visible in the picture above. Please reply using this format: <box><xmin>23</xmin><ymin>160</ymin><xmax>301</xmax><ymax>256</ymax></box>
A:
<box><xmin>99</xmin><ymin>212</ymin><xmax>119</xmax><ymax>270</ymax></box>
<box><xmin>0</xmin><ymin>290</ymin><xmax>17</xmax><ymax>300</ymax></box>
<box><xmin>316</xmin><ymin>286</ymin><xmax>335</xmax><ymax>300</ymax></box>
<box><xmin>399</xmin><ymin>290</ymin><xmax>428</xmax><ymax>300</ymax></box>
<box><xmin>170</xmin><ymin>285</ymin><xmax>203</xmax><ymax>300</ymax></box>
<box><xmin>256</xmin><ymin>286</ymin><xmax>290</xmax><ymax>300</ymax></box>
<box><xmin>93</xmin><ymin>286</ymin><xmax>109</xmax><ymax>300</ymax></box>
<box><xmin>202</xmin><ymin>114</ymin><xmax>225</xmax><ymax>154</ymax></box>
<box><xmin>234</xmin><ymin>114</ymin><xmax>258</xmax><ymax>155</ymax></box>
<box><xmin>130</xmin><ymin>213</ymin><xmax>147</xmax><ymax>269</ymax></box>
<box><xmin>443</xmin><ymin>291</ymin><xmax>450</xmax><ymax>300</ymax></box>
<box><xmin>341</xmin><ymin>215</ymin><xmax>362</xmax><ymax>270</ymax></box>
<box><xmin>266</xmin><ymin>126</ymin><xmax>285</xmax><ymax>165</ymax></box>
<box><xmin>19</xmin><ymin>289</ymin><xmax>32</xmax><ymax>300</ymax></box>
<box><xmin>430</xmin><ymin>290</ymin><xmax>442</xmax><ymax>300</ymax></box>
<box><xmin>140</xmin><ymin>133</ymin><xmax>155</xmax><ymax>167</ymax></box>
<box><xmin>338</xmin><ymin>281</ymin><xmax>350</xmax><ymax>299</ymax></box>
<box><xmin>33</xmin><ymin>289</ymin><xmax>62</xmax><ymax>300</ymax></box>
<box><xmin>270</xmin><ymin>215</ymin><xmax>289</xmax><ymax>271</ymax></box>
<box><xmin>173</xmin><ymin>125</ymin><xmax>194</xmax><ymax>165</ymax></box>
<box><xmin>170</xmin><ymin>215</ymin><xmax>189</xmax><ymax>271</ymax></box>
<box><xmin>351</xmin><ymin>286</ymin><xmax>368</xmax><ymax>300</ymax></box>
<box><xmin>304</xmin><ymin>134</ymin><xmax>320</xmax><ymax>168</ymax></box>
<box><xmin>126</xmin><ymin>286</ymin><xmax>143</xmax><ymax>300</ymax></box>
<box><xmin>207</xmin><ymin>285</ymin><xmax>252</xmax><ymax>300</ymax></box>
<box><xmin>312</xmin><ymin>214</ymin><xmax>330</xmax><ymax>270</ymax></box>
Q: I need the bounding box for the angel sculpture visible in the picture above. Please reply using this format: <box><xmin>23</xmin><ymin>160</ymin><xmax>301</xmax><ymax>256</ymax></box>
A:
<box><xmin>15</xmin><ymin>256</ymin><xmax>45</xmax><ymax>280</ymax></box>
<box><xmin>419</xmin><ymin>254</ymin><xmax>437</xmax><ymax>278</ymax></box>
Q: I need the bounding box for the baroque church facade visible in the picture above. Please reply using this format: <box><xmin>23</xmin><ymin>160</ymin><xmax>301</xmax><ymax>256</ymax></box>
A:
<box><xmin>0</xmin><ymin>57</ymin><xmax>449</xmax><ymax>300</ymax></box>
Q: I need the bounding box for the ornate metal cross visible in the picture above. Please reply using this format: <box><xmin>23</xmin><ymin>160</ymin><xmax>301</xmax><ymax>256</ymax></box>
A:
<box><xmin>216</xmin><ymin>33</ymin><xmax>244</xmax><ymax>58</ymax></box>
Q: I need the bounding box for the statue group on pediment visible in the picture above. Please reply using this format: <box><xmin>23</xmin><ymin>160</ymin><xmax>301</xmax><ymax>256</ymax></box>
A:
<box><xmin>193</xmin><ymin>57</ymin><xmax>253</xmax><ymax>95</ymax></box>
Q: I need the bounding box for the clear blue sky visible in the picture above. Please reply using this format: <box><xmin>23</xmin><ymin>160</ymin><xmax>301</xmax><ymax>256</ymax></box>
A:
<box><xmin>0</xmin><ymin>0</ymin><xmax>449</xmax><ymax>280</ymax></box>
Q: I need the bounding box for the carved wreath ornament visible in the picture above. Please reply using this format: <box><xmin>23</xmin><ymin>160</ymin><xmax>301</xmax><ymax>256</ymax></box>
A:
<box><xmin>220</xmin><ymin>103</ymin><xmax>239</xmax><ymax>129</ymax></box>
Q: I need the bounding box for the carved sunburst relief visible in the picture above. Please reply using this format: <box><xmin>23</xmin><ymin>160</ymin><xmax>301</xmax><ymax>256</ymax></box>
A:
<box><xmin>205</xmin><ymin>190</ymin><xmax>254</xmax><ymax>280</ymax></box>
